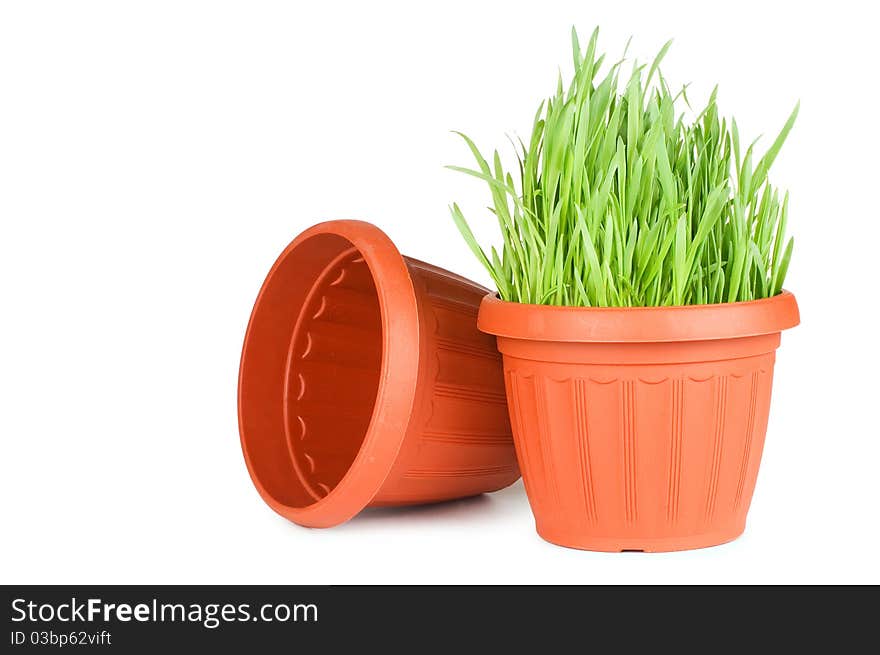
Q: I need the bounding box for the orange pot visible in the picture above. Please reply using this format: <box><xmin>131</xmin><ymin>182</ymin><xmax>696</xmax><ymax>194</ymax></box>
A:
<box><xmin>479</xmin><ymin>292</ymin><xmax>799</xmax><ymax>552</ymax></box>
<box><xmin>238</xmin><ymin>220</ymin><xmax>519</xmax><ymax>527</ymax></box>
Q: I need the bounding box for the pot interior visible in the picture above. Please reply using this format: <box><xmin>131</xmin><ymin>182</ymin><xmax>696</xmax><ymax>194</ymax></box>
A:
<box><xmin>240</xmin><ymin>233</ymin><xmax>383</xmax><ymax>509</ymax></box>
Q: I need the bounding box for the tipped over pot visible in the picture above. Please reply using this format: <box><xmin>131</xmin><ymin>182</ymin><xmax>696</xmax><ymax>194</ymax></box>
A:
<box><xmin>479</xmin><ymin>292</ymin><xmax>799</xmax><ymax>552</ymax></box>
<box><xmin>238</xmin><ymin>220</ymin><xmax>519</xmax><ymax>527</ymax></box>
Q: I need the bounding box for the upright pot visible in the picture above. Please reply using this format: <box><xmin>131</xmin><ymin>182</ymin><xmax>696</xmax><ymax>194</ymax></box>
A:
<box><xmin>479</xmin><ymin>292</ymin><xmax>799</xmax><ymax>552</ymax></box>
<box><xmin>238</xmin><ymin>220</ymin><xmax>519</xmax><ymax>528</ymax></box>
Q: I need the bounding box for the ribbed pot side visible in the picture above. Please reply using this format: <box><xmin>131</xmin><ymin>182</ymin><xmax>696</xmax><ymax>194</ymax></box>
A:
<box><xmin>478</xmin><ymin>292</ymin><xmax>799</xmax><ymax>552</ymax></box>
<box><xmin>370</xmin><ymin>257</ymin><xmax>520</xmax><ymax>506</ymax></box>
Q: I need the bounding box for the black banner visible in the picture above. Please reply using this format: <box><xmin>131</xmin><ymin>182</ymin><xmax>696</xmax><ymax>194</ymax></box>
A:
<box><xmin>1</xmin><ymin>585</ymin><xmax>875</xmax><ymax>651</ymax></box>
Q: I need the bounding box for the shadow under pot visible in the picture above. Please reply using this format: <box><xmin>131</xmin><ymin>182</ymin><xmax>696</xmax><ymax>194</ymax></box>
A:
<box><xmin>238</xmin><ymin>220</ymin><xmax>519</xmax><ymax>528</ymax></box>
<box><xmin>478</xmin><ymin>293</ymin><xmax>799</xmax><ymax>552</ymax></box>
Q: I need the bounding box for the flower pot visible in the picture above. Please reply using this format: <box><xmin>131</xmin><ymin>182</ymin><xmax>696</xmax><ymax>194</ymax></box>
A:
<box><xmin>238</xmin><ymin>220</ymin><xmax>519</xmax><ymax>528</ymax></box>
<box><xmin>479</xmin><ymin>292</ymin><xmax>799</xmax><ymax>552</ymax></box>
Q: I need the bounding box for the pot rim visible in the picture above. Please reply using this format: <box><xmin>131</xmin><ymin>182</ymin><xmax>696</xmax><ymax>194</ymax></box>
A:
<box><xmin>238</xmin><ymin>220</ymin><xmax>420</xmax><ymax>527</ymax></box>
<box><xmin>478</xmin><ymin>290</ymin><xmax>799</xmax><ymax>343</ymax></box>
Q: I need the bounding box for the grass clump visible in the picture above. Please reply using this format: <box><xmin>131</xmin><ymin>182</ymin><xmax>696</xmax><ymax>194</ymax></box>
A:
<box><xmin>448</xmin><ymin>27</ymin><xmax>797</xmax><ymax>307</ymax></box>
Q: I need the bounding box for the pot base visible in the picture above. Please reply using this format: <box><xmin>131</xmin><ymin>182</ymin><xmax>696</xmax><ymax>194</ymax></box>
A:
<box><xmin>536</xmin><ymin>521</ymin><xmax>746</xmax><ymax>553</ymax></box>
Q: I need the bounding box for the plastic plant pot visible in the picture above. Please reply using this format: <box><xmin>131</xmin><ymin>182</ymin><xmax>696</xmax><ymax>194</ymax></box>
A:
<box><xmin>479</xmin><ymin>292</ymin><xmax>799</xmax><ymax>552</ymax></box>
<box><xmin>238</xmin><ymin>220</ymin><xmax>519</xmax><ymax>528</ymax></box>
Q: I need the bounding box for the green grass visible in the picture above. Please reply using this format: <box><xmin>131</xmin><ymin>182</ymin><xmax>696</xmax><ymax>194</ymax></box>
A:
<box><xmin>448</xmin><ymin>27</ymin><xmax>797</xmax><ymax>307</ymax></box>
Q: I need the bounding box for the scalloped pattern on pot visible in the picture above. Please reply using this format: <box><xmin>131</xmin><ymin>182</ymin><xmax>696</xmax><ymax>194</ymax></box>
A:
<box><xmin>501</xmin><ymin>347</ymin><xmax>777</xmax><ymax>552</ymax></box>
<box><xmin>284</xmin><ymin>248</ymin><xmax>382</xmax><ymax>502</ymax></box>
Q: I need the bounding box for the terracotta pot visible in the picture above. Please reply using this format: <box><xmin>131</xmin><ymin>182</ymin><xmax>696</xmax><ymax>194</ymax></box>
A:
<box><xmin>479</xmin><ymin>292</ymin><xmax>799</xmax><ymax>552</ymax></box>
<box><xmin>238</xmin><ymin>220</ymin><xmax>518</xmax><ymax>527</ymax></box>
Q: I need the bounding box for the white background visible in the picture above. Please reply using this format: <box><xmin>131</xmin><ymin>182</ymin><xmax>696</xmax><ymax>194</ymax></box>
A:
<box><xmin>2</xmin><ymin>0</ymin><xmax>878</xmax><ymax>584</ymax></box>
